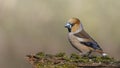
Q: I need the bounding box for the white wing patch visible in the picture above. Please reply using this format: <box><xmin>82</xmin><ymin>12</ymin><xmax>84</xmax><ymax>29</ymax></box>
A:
<box><xmin>77</xmin><ymin>37</ymin><xmax>84</xmax><ymax>41</ymax></box>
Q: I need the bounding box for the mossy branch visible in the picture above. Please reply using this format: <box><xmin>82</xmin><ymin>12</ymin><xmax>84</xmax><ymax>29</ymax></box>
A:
<box><xmin>26</xmin><ymin>52</ymin><xmax>120</xmax><ymax>68</ymax></box>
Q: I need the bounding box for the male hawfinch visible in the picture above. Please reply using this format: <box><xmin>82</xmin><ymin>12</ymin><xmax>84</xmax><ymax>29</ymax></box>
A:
<box><xmin>65</xmin><ymin>18</ymin><xmax>107</xmax><ymax>56</ymax></box>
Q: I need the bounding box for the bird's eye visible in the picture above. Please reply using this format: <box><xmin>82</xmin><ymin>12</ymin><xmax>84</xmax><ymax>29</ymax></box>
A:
<box><xmin>70</xmin><ymin>23</ymin><xmax>74</xmax><ymax>26</ymax></box>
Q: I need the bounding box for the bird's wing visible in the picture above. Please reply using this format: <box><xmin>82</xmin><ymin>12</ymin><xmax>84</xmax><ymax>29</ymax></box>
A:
<box><xmin>74</xmin><ymin>30</ymin><xmax>102</xmax><ymax>50</ymax></box>
<box><xmin>74</xmin><ymin>30</ymin><xmax>91</xmax><ymax>38</ymax></box>
<box><xmin>80</xmin><ymin>42</ymin><xmax>102</xmax><ymax>50</ymax></box>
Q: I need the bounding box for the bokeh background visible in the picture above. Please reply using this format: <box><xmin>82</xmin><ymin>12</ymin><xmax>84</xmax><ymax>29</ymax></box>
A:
<box><xmin>0</xmin><ymin>0</ymin><xmax>120</xmax><ymax>68</ymax></box>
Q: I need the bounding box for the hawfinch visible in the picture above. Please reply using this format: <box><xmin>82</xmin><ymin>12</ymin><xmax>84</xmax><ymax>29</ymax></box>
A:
<box><xmin>65</xmin><ymin>18</ymin><xmax>107</xmax><ymax>57</ymax></box>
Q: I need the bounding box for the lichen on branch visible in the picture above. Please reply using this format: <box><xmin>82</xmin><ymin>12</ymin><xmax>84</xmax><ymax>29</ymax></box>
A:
<box><xmin>26</xmin><ymin>52</ymin><xmax>120</xmax><ymax>68</ymax></box>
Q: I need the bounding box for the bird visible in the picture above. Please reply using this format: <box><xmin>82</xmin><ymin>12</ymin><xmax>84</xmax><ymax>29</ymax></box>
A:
<box><xmin>65</xmin><ymin>18</ymin><xmax>107</xmax><ymax>57</ymax></box>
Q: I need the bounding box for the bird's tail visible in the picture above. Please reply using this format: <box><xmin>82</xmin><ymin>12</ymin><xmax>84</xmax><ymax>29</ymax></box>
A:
<box><xmin>95</xmin><ymin>49</ymin><xmax>108</xmax><ymax>56</ymax></box>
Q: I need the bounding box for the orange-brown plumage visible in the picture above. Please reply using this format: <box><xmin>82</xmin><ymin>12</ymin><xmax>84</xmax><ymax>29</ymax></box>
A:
<box><xmin>67</xmin><ymin>18</ymin><xmax>80</xmax><ymax>32</ymax></box>
<box><xmin>65</xmin><ymin>18</ymin><xmax>107</xmax><ymax>56</ymax></box>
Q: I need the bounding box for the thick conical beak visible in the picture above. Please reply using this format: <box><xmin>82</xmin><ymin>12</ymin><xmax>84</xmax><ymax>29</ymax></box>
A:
<box><xmin>65</xmin><ymin>23</ymin><xmax>72</xmax><ymax>32</ymax></box>
<box><xmin>65</xmin><ymin>23</ymin><xmax>72</xmax><ymax>29</ymax></box>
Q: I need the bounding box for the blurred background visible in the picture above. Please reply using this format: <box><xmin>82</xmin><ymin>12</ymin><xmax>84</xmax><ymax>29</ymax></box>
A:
<box><xmin>0</xmin><ymin>0</ymin><xmax>120</xmax><ymax>68</ymax></box>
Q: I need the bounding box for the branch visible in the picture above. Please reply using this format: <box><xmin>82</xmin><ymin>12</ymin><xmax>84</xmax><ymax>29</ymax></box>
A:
<box><xmin>25</xmin><ymin>52</ymin><xmax>120</xmax><ymax>68</ymax></box>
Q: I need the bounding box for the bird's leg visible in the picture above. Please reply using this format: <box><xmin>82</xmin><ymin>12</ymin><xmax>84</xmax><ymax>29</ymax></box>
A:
<box><xmin>87</xmin><ymin>50</ymin><xmax>92</xmax><ymax>57</ymax></box>
<box><xmin>79</xmin><ymin>51</ymin><xmax>92</xmax><ymax>57</ymax></box>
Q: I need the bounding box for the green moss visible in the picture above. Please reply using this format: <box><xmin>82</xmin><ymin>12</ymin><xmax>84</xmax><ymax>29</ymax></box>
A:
<box><xmin>90</xmin><ymin>56</ymin><xmax>115</xmax><ymax>63</ymax></box>
<box><xmin>26</xmin><ymin>52</ymin><xmax>119</xmax><ymax>68</ymax></box>
<box><xmin>36</xmin><ymin>52</ymin><xmax>45</xmax><ymax>58</ymax></box>
<box><xmin>55</xmin><ymin>52</ymin><xmax>66</xmax><ymax>57</ymax></box>
<box><xmin>70</xmin><ymin>53</ymin><xmax>90</xmax><ymax>63</ymax></box>
<box><xmin>55</xmin><ymin>63</ymin><xmax>77</xmax><ymax>68</ymax></box>
<box><xmin>36</xmin><ymin>62</ymin><xmax>77</xmax><ymax>68</ymax></box>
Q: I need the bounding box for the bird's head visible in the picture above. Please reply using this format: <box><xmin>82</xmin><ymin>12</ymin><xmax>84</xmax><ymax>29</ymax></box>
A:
<box><xmin>65</xmin><ymin>18</ymin><xmax>83</xmax><ymax>32</ymax></box>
